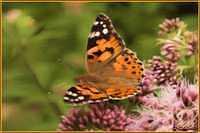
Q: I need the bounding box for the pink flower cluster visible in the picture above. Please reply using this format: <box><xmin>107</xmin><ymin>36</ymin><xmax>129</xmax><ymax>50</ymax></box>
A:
<box><xmin>158</xmin><ymin>18</ymin><xmax>197</xmax><ymax>62</ymax></box>
<box><xmin>58</xmin><ymin>103</ymin><xmax>132</xmax><ymax>131</ymax></box>
<box><xmin>158</xmin><ymin>17</ymin><xmax>183</xmax><ymax>36</ymax></box>
<box><xmin>127</xmin><ymin>80</ymin><xmax>198</xmax><ymax>131</ymax></box>
<box><xmin>160</xmin><ymin>40</ymin><xmax>181</xmax><ymax>62</ymax></box>
<box><xmin>145</xmin><ymin>56</ymin><xmax>179</xmax><ymax>86</ymax></box>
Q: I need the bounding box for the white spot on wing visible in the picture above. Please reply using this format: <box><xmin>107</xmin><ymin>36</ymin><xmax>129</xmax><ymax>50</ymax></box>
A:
<box><xmin>88</xmin><ymin>33</ymin><xmax>91</xmax><ymax>37</ymax></box>
<box><xmin>103</xmin><ymin>24</ymin><xmax>106</xmax><ymax>28</ymax></box>
<box><xmin>72</xmin><ymin>93</ymin><xmax>78</xmax><ymax>97</ymax></box>
<box><xmin>94</xmin><ymin>21</ymin><xmax>99</xmax><ymax>25</ymax></box>
<box><xmin>64</xmin><ymin>97</ymin><xmax>69</xmax><ymax>100</ymax></box>
<box><xmin>87</xmin><ymin>100</ymin><xmax>93</xmax><ymax>103</ymax></box>
<box><xmin>103</xmin><ymin>99</ymin><xmax>109</xmax><ymax>101</ymax></box>
<box><xmin>70</xmin><ymin>99</ymin><xmax>74</xmax><ymax>102</ymax></box>
<box><xmin>78</xmin><ymin>96</ymin><xmax>84</xmax><ymax>100</ymax></box>
<box><xmin>95</xmin><ymin>100</ymin><xmax>101</xmax><ymax>103</ymax></box>
<box><xmin>75</xmin><ymin>99</ymin><xmax>79</xmax><ymax>102</ymax></box>
<box><xmin>67</xmin><ymin>91</ymin><xmax>73</xmax><ymax>95</ymax></box>
<box><xmin>82</xmin><ymin>101</ymin><xmax>87</xmax><ymax>104</ymax></box>
<box><xmin>100</xmin><ymin>21</ymin><xmax>103</xmax><ymax>24</ymax></box>
<box><xmin>102</xmin><ymin>28</ymin><xmax>108</xmax><ymax>34</ymax></box>
<box><xmin>89</xmin><ymin>32</ymin><xmax>95</xmax><ymax>38</ymax></box>
<box><xmin>95</xmin><ymin>31</ymin><xmax>100</xmax><ymax>37</ymax></box>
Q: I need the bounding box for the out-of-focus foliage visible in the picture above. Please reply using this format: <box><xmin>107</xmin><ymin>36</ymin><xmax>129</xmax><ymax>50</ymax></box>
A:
<box><xmin>3</xmin><ymin>2</ymin><xmax>197</xmax><ymax>130</ymax></box>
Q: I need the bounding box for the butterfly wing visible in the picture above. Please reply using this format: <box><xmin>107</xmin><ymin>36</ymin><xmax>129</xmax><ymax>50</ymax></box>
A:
<box><xmin>64</xmin><ymin>73</ymin><xmax>112</xmax><ymax>104</ymax></box>
<box><xmin>86</xmin><ymin>13</ymin><xmax>125</xmax><ymax>73</ymax></box>
<box><xmin>101</xmin><ymin>48</ymin><xmax>144</xmax><ymax>99</ymax></box>
<box><xmin>86</xmin><ymin>14</ymin><xmax>144</xmax><ymax>99</ymax></box>
<box><xmin>64</xmin><ymin>14</ymin><xmax>144</xmax><ymax>104</ymax></box>
<box><xmin>64</xmin><ymin>83</ymin><xmax>109</xmax><ymax>104</ymax></box>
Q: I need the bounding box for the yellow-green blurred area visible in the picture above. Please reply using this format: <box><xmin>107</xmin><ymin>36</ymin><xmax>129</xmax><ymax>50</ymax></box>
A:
<box><xmin>3</xmin><ymin>2</ymin><xmax>197</xmax><ymax>130</ymax></box>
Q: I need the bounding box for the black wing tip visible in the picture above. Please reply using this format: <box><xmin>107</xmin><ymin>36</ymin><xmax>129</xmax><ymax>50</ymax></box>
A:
<box><xmin>96</xmin><ymin>13</ymin><xmax>110</xmax><ymax>21</ymax></box>
<box><xmin>98</xmin><ymin>12</ymin><xmax>107</xmax><ymax>17</ymax></box>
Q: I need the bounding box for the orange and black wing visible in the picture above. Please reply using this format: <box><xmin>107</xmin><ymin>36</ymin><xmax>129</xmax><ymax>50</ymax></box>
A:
<box><xmin>64</xmin><ymin>14</ymin><xmax>144</xmax><ymax>104</ymax></box>
<box><xmin>64</xmin><ymin>83</ymin><xmax>109</xmax><ymax>104</ymax></box>
<box><xmin>86</xmin><ymin>13</ymin><xmax>125</xmax><ymax>73</ymax></box>
<box><xmin>101</xmin><ymin>48</ymin><xmax>144</xmax><ymax>99</ymax></box>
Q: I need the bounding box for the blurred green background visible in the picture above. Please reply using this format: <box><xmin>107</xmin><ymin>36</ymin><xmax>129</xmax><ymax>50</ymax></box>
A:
<box><xmin>3</xmin><ymin>2</ymin><xmax>197</xmax><ymax>130</ymax></box>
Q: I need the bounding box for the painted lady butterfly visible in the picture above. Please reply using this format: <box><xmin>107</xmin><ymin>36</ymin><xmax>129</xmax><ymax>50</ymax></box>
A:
<box><xmin>64</xmin><ymin>13</ymin><xmax>144</xmax><ymax>104</ymax></box>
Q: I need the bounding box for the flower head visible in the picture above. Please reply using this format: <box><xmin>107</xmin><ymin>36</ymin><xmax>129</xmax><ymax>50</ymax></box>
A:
<box><xmin>160</xmin><ymin>40</ymin><xmax>181</xmax><ymax>62</ymax></box>
<box><xmin>158</xmin><ymin>18</ymin><xmax>185</xmax><ymax>36</ymax></box>
<box><xmin>141</xmin><ymin>70</ymin><xmax>156</xmax><ymax>94</ymax></box>
<box><xmin>89</xmin><ymin>103</ymin><xmax>133</xmax><ymax>131</ymax></box>
<box><xmin>175</xmin><ymin>80</ymin><xmax>198</xmax><ymax>106</ymax></box>
<box><xmin>147</xmin><ymin>56</ymin><xmax>179</xmax><ymax>86</ymax></box>
<box><xmin>129</xmin><ymin>80</ymin><xmax>198</xmax><ymax>132</ymax></box>
<box><xmin>126</xmin><ymin>109</ymin><xmax>174</xmax><ymax>131</ymax></box>
<box><xmin>58</xmin><ymin>108</ymin><xmax>88</xmax><ymax>131</ymax></box>
<box><xmin>58</xmin><ymin>103</ymin><xmax>132</xmax><ymax>131</ymax></box>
